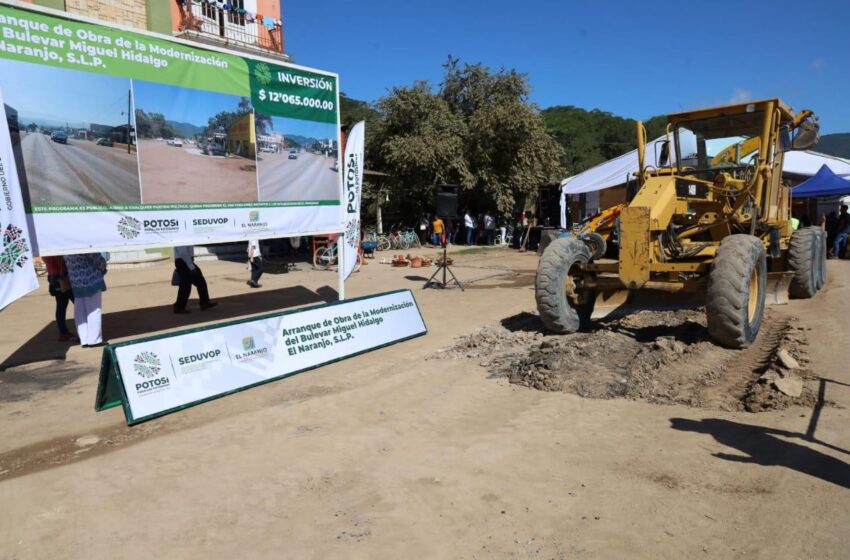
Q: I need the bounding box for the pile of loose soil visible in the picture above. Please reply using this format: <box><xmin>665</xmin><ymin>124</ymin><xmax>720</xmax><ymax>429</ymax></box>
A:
<box><xmin>439</xmin><ymin>308</ymin><xmax>817</xmax><ymax>412</ymax></box>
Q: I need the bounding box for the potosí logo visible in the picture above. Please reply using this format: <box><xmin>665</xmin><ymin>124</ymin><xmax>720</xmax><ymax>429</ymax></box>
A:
<box><xmin>0</xmin><ymin>222</ymin><xmax>30</xmax><ymax>274</ymax></box>
<box><xmin>143</xmin><ymin>218</ymin><xmax>180</xmax><ymax>233</ymax></box>
<box><xmin>132</xmin><ymin>351</ymin><xmax>170</xmax><ymax>396</ymax></box>
<box><xmin>117</xmin><ymin>216</ymin><xmax>141</xmax><ymax>239</ymax></box>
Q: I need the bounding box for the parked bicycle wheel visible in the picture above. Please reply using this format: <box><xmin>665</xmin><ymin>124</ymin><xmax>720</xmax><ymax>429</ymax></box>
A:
<box><xmin>377</xmin><ymin>236</ymin><xmax>391</xmax><ymax>251</ymax></box>
<box><xmin>313</xmin><ymin>246</ymin><xmax>335</xmax><ymax>270</ymax></box>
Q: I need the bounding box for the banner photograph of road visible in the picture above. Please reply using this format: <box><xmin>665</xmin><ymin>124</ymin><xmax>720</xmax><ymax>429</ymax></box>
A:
<box><xmin>256</xmin><ymin>115</ymin><xmax>340</xmax><ymax>202</ymax></box>
<box><xmin>0</xmin><ymin>59</ymin><xmax>141</xmax><ymax>208</ymax></box>
<box><xmin>133</xmin><ymin>81</ymin><xmax>259</xmax><ymax>204</ymax></box>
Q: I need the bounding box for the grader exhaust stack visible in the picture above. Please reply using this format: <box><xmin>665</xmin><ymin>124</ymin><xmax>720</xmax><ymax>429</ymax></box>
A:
<box><xmin>536</xmin><ymin>99</ymin><xmax>825</xmax><ymax>348</ymax></box>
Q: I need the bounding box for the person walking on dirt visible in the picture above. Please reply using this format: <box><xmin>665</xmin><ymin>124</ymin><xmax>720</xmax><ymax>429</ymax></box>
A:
<box><xmin>43</xmin><ymin>256</ymin><xmax>77</xmax><ymax>342</ymax></box>
<box><xmin>431</xmin><ymin>216</ymin><xmax>445</xmax><ymax>246</ymax></box>
<box><xmin>830</xmin><ymin>205</ymin><xmax>850</xmax><ymax>259</ymax></box>
<box><xmin>173</xmin><ymin>246</ymin><xmax>217</xmax><ymax>313</ymax></box>
<box><xmin>247</xmin><ymin>238</ymin><xmax>264</xmax><ymax>288</ymax></box>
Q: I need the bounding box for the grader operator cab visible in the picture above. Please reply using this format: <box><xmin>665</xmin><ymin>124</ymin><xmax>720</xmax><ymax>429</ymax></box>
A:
<box><xmin>536</xmin><ymin>99</ymin><xmax>823</xmax><ymax>348</ymax></box>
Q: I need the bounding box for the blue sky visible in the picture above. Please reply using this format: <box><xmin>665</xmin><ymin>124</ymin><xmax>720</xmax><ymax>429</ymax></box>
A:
<box><xmin>283</xmin><ymin>0</ymin><xmax>850</xmax><ymax>133</ymax></box>
<box><xmin>0</xmin><ymin>58</ymin><xmax>130</xmax><ymax>127</ymax></box>
<box><xmin>133</xmin><ymin>81</ymin><xmax>243</xmax><ymax>127</ymax></box>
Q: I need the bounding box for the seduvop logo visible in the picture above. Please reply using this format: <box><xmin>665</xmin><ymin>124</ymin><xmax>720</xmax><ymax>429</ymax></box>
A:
<box><xmin>234</xmin><ymin>335</ymin><xmax>269</xmax><ymax>362</ymax></box>
<box><xmin>192</xmin><ymin>216</ymin><xmax>230</xmax><ymax>233</ymax></box>
<box><xmin>0</xmin><ymin>222</ymin><xmax>30</xmax><ymax>273</ymax></box>
<box><xmin>133</xmin><ymin>351</ymin><xmax>171</xmax><ymax>396</ymax></box>
<box><xmin>177</xmin><ymin>347</ymin><xmax>223</xmax><ymax>373</ymax></box>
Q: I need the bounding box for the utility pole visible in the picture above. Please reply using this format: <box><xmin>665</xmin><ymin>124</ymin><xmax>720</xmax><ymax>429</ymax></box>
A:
<box><xmin>127</xmin><ymin>88</ymin><xmax>132</xmax><ymax>154</ymax></box>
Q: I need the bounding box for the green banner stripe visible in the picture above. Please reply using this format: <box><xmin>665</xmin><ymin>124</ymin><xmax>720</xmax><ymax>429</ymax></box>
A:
<box><xmin>30</xmin><ymin>200</ymin><xmax>340</xmax><ymax>213</ymax></box>
<box><xmin>0</xmin><ymin>5</ymin><xmax>249</xmax><ymax>96</ymax></box>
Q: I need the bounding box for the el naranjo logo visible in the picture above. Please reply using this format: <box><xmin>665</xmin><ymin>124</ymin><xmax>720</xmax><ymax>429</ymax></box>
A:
<box><xmin>254</xmin><ymin>62</ymin><xmax>272</xmax><ymax>85</ymax></box>
<box><xmin>117</xmin><ymin>216</ymin><xmax>142</xmax><ymax>239</ymax></box>
<box><xmin>133</xmin><ymin>351</ymin><xmax>161</xmax><ymax>379</ymax></box>
<box><xmin>0</xmin><ymin>222</ymin><xmax>30</xmax><ymax>274</ymax></box>
<box><xmin>242</xmin><ymin>336</ymin><xmax>255</xmax><ymax>351</ymax></box>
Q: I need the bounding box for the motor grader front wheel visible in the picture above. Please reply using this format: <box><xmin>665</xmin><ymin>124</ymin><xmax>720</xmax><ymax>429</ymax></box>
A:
<box><xmin>535</xmin><ymin>237</ymin><xmax>595</xmax><ymax>333</ymax></box>
<box><xmin>706</xmin><ymin>235</ymin><xmax>767</xmax><ymax>349</ymax></box>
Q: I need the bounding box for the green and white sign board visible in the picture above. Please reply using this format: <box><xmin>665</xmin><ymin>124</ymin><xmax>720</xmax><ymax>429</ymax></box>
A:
<box><xmin>96</xmin><ymin>290</ymin><xmax>427</xmax><ymax>425</ymax></box>
<box><xmin>0</xmin><ymin>2</ymin><xmax>343</xmax><ymax>255</ymax></box>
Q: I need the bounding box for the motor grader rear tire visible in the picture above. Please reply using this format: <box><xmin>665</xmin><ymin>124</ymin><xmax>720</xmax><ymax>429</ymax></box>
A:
<box><xmin>788</xmin><ymin>227</ymin><xmax>819</xmax><ymax>298</ymax></box>
<box><xmin>706</xmin><ymin>235</ymin><xmax>767</xmax><ymax>349</ymax></box>
<box><xmin>535</xmin><ymin>237</ymin><xmax>595</xmax><ymax>334</ymax></box>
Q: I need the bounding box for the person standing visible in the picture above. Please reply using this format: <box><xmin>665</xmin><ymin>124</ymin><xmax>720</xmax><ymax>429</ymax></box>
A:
<box><xmin>173</xmin><ymin>245</ymin><xmax>217</xmax><ymax>313</ymax></box>
<box><xmin>43</xmin><ymin>256</ymin><xmax>77</xmax><ymax>342</ymax></box>
<box><xmin>464</xmin><ymin>210</ymin><xmax>474</xmax><ymax>245</ymax></box>
<box><xmin>831</xmin><ymin>204</ymin><xmax>850</xmax><ymax>259</ymax></box>
<box><xmin>247</xmin><ymin>237</ymin><xmax>264</xmax><ymax>288</ymax></box>
<box><xmin>484</xmin><ymin>211</ymin><xmax>496</xmax><ymax>245</ymax></box>
<box><xmin>431</xmin><ymin>215</ymin><xmax>445</xmax><ymax>246</ymax></box>
<box><xmin>64</xmin><ymin>253</ymin><xmax>107</xmax><ymax>347</ymax></box>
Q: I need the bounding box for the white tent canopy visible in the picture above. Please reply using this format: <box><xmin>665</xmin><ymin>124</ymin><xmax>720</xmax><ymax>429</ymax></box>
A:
<box><xmin>561</xmin><ymin>142</ymin><xmax>850</xmax><ymax>196</ymax></box>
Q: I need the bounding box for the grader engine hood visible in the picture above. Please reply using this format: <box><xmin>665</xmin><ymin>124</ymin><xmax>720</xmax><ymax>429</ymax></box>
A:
<box><xmin>618</xmin><ymin>175</ymin><xmax>678</xmax><ymax>289</ymax></box>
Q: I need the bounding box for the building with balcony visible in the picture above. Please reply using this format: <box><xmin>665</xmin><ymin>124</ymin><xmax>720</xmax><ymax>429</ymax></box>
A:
<box><xmin>20</xmin><ymin>0</ymin><xmax>288</xmax><ymax>60</ymax></box>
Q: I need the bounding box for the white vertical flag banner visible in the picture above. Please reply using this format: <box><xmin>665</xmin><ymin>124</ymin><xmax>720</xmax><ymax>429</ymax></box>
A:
<box><xmin>342</xmin><ymin>121</ymin><xmax>365</xmax><ymax>280</ymax></box>
<box><xmin>0</xmin><ymin>89</ymin><xmax>38</xmax><ymax>310</ymax></box>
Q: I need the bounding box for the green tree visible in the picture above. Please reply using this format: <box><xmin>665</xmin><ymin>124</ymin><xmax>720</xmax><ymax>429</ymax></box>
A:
<box><xmin>134</xmin><ymin>109</ymin><xmax>177</xmax><ymax>139</ymax></box>
<box><xmin>369</xmin><ymin>58</ymin><xmax>562</xmax><ymax>215</ymax></box>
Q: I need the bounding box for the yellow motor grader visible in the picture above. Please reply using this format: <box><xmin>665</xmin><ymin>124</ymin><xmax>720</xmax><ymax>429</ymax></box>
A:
<box><xmin>536</xmin><ymin>99</ymin><xmax>823</xmax><ymax>348</ymax></box>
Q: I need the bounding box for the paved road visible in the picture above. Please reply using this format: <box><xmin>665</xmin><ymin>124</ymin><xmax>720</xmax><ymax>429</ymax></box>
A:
<box><xmin>20</xmin><ymin>132</ymin><xmax>141</xmax><ymax>207</ymax></box>
<box><xmin>257</xmin><ymin>151</ymin><xmax>339</xmax><ymax>202</ymax></box>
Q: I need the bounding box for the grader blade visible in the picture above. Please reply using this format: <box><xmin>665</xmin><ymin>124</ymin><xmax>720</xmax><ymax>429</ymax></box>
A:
<box><xmin>590</xmin><ymin>289</ymin><xmax>630</xmax><ymax>319</ymax></box>
<box><xmin>766</xmin><ymin>272</ymin><xmax>793</xmax><ymax>305</ymax></box>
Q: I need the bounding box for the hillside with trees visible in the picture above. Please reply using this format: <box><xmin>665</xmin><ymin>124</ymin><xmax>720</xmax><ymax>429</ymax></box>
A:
<box><xmin>541</xmin><ymin>106</ymin><xmax>666</xmax><ymax>176</ymax></box>
<box><xmin>815</xmin><ymin>133</ymin><xmax>850</xmax><ymax>158</ymax></box>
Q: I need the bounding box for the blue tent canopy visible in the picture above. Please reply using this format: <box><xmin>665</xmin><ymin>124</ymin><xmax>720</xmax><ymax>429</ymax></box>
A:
<box><xmin>792</xmin><ymin>164</ymin><xmax>850</xmax><ymax>198</ymax></box>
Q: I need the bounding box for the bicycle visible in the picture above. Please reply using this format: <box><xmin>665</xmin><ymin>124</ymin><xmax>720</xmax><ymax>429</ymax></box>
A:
<box><xmin>496</xmin><ymin>225</ymin><xmax>514</xmax><ymax>246</ymax></box>
<box><xmin>386</xmin><ymin>223</ymin><xmax>409</xmax><ymax>250</ymax></box>
<box><xmin>401</xmin><ymin>227</ymin><xmax>421</xmax><ymax>249</ymax></box>
<box><xmin>313</xmin><ymin>241</ymin><xmax>362</xmax><ymax>272</ymax></box>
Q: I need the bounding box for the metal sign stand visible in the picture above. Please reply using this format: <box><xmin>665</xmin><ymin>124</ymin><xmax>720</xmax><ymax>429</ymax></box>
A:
<box><xmin>423</xmin><ymin>243</ymin><xmax>464</xmax><ymax>291</ymax></box>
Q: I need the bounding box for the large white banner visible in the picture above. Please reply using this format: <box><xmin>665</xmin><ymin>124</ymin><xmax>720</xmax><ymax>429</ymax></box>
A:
<box><xmin>99</xmin><ymin>289</ymin><xmax>426</xmax><ymax>424</ymax></box>
<box><xmin>342</xmin><ymin>121</ymin><xmax>365</xmax><ymax>280</ymax></box>
<box><xmin>0</xmin><ymin>90</ymin><xmax>38</xmax><ymax>309</ymax></box>
<box><xmin>0</xmin><ymin>4</ymin><xmax>343</xmax><ymax>256</ymax></box>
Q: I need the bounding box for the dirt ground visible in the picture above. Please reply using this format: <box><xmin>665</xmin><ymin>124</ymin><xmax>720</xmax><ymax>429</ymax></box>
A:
<box><xmin>137</xmin><ymin>139</ymin><xmax>258</xmax><ymax>204</ymax></box>
<box><xmin>1</xmin><ymin>247</ymin><xmax>848</xmax><ymax>559</ymax></box>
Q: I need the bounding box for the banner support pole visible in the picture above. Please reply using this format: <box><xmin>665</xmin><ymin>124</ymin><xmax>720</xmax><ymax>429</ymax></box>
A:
<box><xmin>337</xmin><ymin>233</ymin><xmax>345</xmax><ymax>300</ymax></box>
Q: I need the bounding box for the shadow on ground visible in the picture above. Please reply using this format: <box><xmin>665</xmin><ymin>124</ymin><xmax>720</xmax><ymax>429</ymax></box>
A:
<box><xmin>0</xmin><ymin>285</ymin><xmax>337</xmax><ymax>371</ymax></box>
<box><xmin>670</xmin><ymin>417</ymin><xmax>850</xmax><ymax>489</ymax></box>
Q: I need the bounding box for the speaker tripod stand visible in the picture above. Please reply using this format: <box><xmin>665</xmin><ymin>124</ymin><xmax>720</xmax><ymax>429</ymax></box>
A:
<box><xmin>423</xmin><ymin>243</ymin><xmax>464</xmax><ymax>291</ymax></box>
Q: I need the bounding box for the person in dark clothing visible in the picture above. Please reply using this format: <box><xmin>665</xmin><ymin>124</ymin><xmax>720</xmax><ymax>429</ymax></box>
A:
<box><xmin>830</xmin><ymin>205</ymin><xmax>850</xmax><ymax>259</ymax></box>
<box><xmin>824</xmin><ymin>211</ymin><xmax>839</xmax><ymax>252</ymax></box>
<box><xmin>43</xmin><ymin>256</ymin><xmax>77</xmax><ymax>342</ymax></box>
<box><xmin>173</xmin><ymin>246</ymin><xmax>217</xmax><ymax>313</ymax></box>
